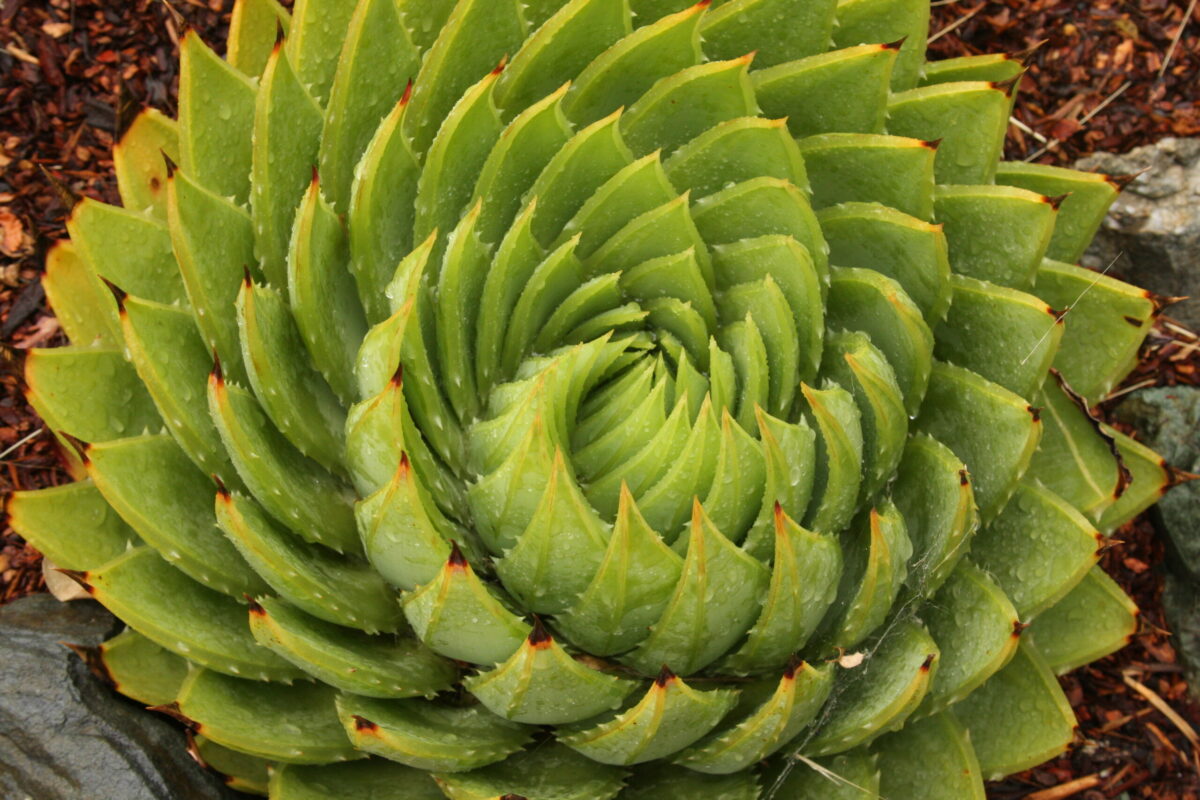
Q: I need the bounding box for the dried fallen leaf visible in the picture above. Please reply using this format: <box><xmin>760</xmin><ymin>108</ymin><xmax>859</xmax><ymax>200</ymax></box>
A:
<box><xmin>0</xmin><ymin>209</ymin><xmax>32</xmax><ymax>258</ymax></box>
<box><xmin>41</xmin><ymin>21</ymin><xmax>72</xmax><ymax>38</ymax></box>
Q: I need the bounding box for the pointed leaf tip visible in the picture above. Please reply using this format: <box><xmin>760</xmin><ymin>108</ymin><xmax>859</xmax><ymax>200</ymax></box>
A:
<box><xmin>1013</xmin><ymin>620</ymin><xmax>1029</xmax><ymax>637</ymax></box>
<box><xmin>210</xmin><ymin>351</ymin><xmax>224</xmax><ymax>385</ymax></box>
<box><xmin>656</xmin><ymin>664</ymin><xmax>677</xmax><ymax>687</ymax></box>
<box><xmin>147</xmin><ymin>702</ymin><xmax>196</xmax><ymax>728</ymax></box>
<box><xmin>1027</xmin><ymin>405</ymin><xmax>1041</xmax><ymax>423</ymax></box>
<box><xmin>390</xmin><ymin>362</ymin><xmax>404</xmax><ymax>387</ymax></box>
<box><xmin>54</xmin><ymin>568</ymin><xmax>93</xmax><ymax>594</ymax></box>
<box><xmin>1043</xmin><ymin>193</ymin><xmax>1070</xmax><ymax>210</ymax></box>
<box><xmin>401</xmin><ymin>79</ymin><xmax>414</xmax><ymax>106</ymax></box>
<box><xmin>882</xmin><ymin>37</ymin><xmax>906</xmax><ymax>51</ymax></box>
<box><xmin>212</xmin><ymin>473</ymin><xmax>229</xmax><ymax>498</ymax></box>
<box><xmin>352</xmin><ymin>714</ymin><xmax>379</xmax><ymax>733</ymax></box>
<box><xmin>991</xmin><ymin>76</ymin><xmax>1021</xmax><ymax>95</ymax></box>
<box><xmin>447</xmin><ymin>539</ymin><xmax>469</xmax><ymax>569</ymax></box>
<box><xmin>920</xmin><ymin>653</ymin><xmax>937</xmax><ymax>671</ymax></box>
<box><xmin>528</xmin><ymin>616</ymin><xmax>553</xmax><ymax>648</ymax></box>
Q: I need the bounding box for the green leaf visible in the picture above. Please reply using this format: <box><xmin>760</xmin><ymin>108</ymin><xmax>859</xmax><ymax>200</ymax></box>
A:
<box><xmin>177</xmin><ymin>32</ymin><xmax>256</xmax><ymax>204</ymax></box>
<box><xmin>807</xmin><ymin>619</ymin><xmax>938</xmax><ymax>756</ymax></box>
<box><xmin>970</xmin><ymin>480</ymin><xmax>1100</xmax><ymax>619</ymax></box>
<box><xmin>316</xmin><ymin>0</ymin><xmax>418</xmax><ymax>213</ymax></box>
<box><xmin>87</xmin><ymin>434</ymin><xmax>266</xmax><ymax>598</ymax></box>
<box><xmin>719</xmin><ymin>277</ymin><xmax>800</xmax><ymax>416</ymax></box>
<box><xmin>753</xmin><ymin>44</ymin><xmax>896</xmax><ymax>138</ymax></box>
<box><xmin>913</xmin><ymin>362</ymin><xmax>1041</xmax><ymax>522</ymax></box>
<box><xmin>432</xmin><ymin>743</ymin><xmax>627</xmax><ymax>800</ymax></box>
<box><xmin>995</xmin><ymin>161</ymin><xmax>1121</xmax><ymax>264</ymax></box>
<box><xmin>873</xmin><ymin>711</ymin><xmax>985</xmax><ymax>800</ymax></box>
<box><xmin>919</xmin><ymin>53</ymin><xmax>1023</xmax><ymax>86</ymax></box>
<box><xmin>887</xmin><ymin>81</ymin><xmax>1011</xmax><ymax>185</ymax></box>
<box><xmin>6</xmin><ymin>480</ymin><xmax>138</xmax><ymax>571</ymax></box>
<box><xmin>1097</xmin><ymin>425</ymin><xmax>1171</xmax><ymax>534</ymax></box>
<box><xmin>798</xmin><ymin>382</ymin><xmax>863</xmax><ymax>535</ymax></box>
<box><xmin>622</xmin><ymin>57</ymin><xmax>759</xmax><ymax>156</ymax></box>
<box><xmin>626</xmin><ymin>764</ymin><xmax>760</xmax><ymax>799</ymax></box>
<box><xmin>666</xmin><ymin>117</ymin><xmax>808</xmax><ymax>200</ymax></box>
<box><xmin>248</xmin><ymin>595</ymin><xmax>457</xmax><ymax>698</ymax></box>
<box><xmin>1027</xmin><ymin>566</ymin><xmax>1138</xmax><ymax>674</ymax></box>
<box><xmin>85</xmin><ymin>547</ymin><xmax>302</xmax><ymax>681</ymax></box>
<box><xmin>934</xmin><ymin>184</ymin><xmax>1057</xmax><ymax>289</ymax></box>
<box><xmin>832</xmin><ymin>0</ymin><xmax>928</xmax><ymax>91</ymax></box>
<box><xmin>635</xmin><ymin>398</ymin><xmax>722</xmax><ymax>537</ymax></box>
<box><xmin>465</xmin><ymin>622</ymin><xmax>638</xmax><ymax>724</ymax></box>
<box><xmin>919</xmin><ymin>560</ymin><xmax>1019</xmax><ymax>714</ymax></box>
<box><xmin>41</xmin><ymin>241</ymin><xmax>119</xmax><ymax>347</ymax></box>
<box><xmin>112</xmin><ymin>108</ymin><xmax>178</xmax><ymax>219</ymax></box>
<box><xmin>760</xmin><ymin>749</ymin><xmax>878</xmax><ymax>799</ymax></box>
<box><xmin>702</xmin><ymin>0</ymin><xmax>837</xmax><ymax>67</ymax></box>
<box><xmin>250</xmin><ymin>45</ymin><xmax>323</xmax><ymax>289</ymax></box>
<box><xmin>25</xmin><ymin>346</ymin><xmax>161</xmax><ymax>444</ymax></box>
<box><xmin>797</xmin><ymin>133</ymin><xmax>935</xmax><ymax>221</ymax></box>
<box><xmin>67</xmin><ymin>198</ymin><xmax>184</xmax><ymax>305</ymax></box>
<box><xmin>208</xmin><ymin>375</ymin><xmax>360</xmax><ymax>554</ymax></box>
<box><xmin>741</xmin><ymin>408</ymin><xmax>816</xmax><ymax>558</ymax></box>
<box><xmin>934</xmin><ymin>274</ymin><xmax>1062</xmax><ymax>399</ymax></box>
<box><xmin>98</xmin><ymin>629</ymin><xmax>189</xmax><ymax>707</ymax></box>
<box><xmin>285</xmin><ymin>0</ymin><xmax>357</xmax><ymax>104</ymax></box>
<box><xmin>560</xmin><ymin>150</ymin><xmax>677</xmax><ymax>259</ymax></box>
<box><xmin>217</xmin><ymin>489</ymin><xmax>401</xmax><ymax>632</ymax></box>
<box><xmin>564</xmin><ymin>1</ymin><xmax>703</xmax><ymax>126</ymax></box>
<box><xmin>191</xmin><ymin>734</ymin><xmax>272</xmax><ymax>795</ymax></box>
<box><xmin>558</xmin><ymin>670</ymin><xmax>739</xmax><ymax>765</ymax></box>
<box><xmin>434</xmin><ymin>205</ymin><xmax>492</xmax><ymax>423</ymax></box>
<box><xmin>177</xmin><ymin>668</ymin><xmax>356</xmax><ymax>763</ymax></box>
<box><xmin>337</xmin><ymin>694</ymin><xmax>532</xmax><ymax>772</ymax></box>
<box><xmin>270</xmin><ymin>760</ymin><xmax>443</xmax><ymax>800</ymax></box>
<box><xmin>954</xmin><ymin>642</ymin><xmax>1076</xmax><ymax>780</ymax></box>
<box><xmin>227</xmin><ymin>0</ymin><xmax>288</xmax><ymax>78</ymax></box>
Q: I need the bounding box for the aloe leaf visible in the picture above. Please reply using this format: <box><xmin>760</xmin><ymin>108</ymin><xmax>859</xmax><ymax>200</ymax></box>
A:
<box><xmin>556</xmin><ymin>485</ymin><xmax>683</xmax><ymax>655</ymax></box>
<box><xmin>622</xmin><ymin>501</ymin><xmax>770</xmax><ymax>675</ymax></box>
<box><xmin>621</xmin><ymin>56</ymin><xmax>759</xmax><ymax>156</ymax></box>
<box><xmin>177</xmin><ymin>668</ymin><xmax>356</xmax><ymax>763</ymax></box>
<box><xmin>167</xmin><ymin>170</ymin><xmax>256</xmax><ymax>385</ymax></box>
<box><xmin>723</xmin><ymin>507</ymin><xmax>840</xmax><ymax>673</ymax></box>
<box><xmin>798</xmin><ymin>382</ymin><xmax>863</xmax><ymax>535</ymax></box>
<box><xmin>495</xmin><ymin>0</ymin><xmax>630</xmax><ymax>117</ymax></box>
<box><xmin>934</xmin><ymin>274</ymin><xmax>1063</xmax><ymax>399</ymax></box>
<box><xmin>558</xmin><ymin>669</ymin><xmax>739</xmax><ymax>765</ymax></box>
<box><xmin>248</xmin><ymin>596</ymin><xmax>456</xmax><ymax>698</ymax></box>
<box><xmin>288</xmin><ymin>180</ymin><xmax>369</xmax><ymax>406</ymax></box>
<box><xmin>797</xmin><ymin>133</ymin><xmax>935</xmax><ymax>220</ymax></box>
<box><xmin>496</xmin><ymin>451</ymin><xmax>611</xmax><ymax>613</ymax></box>
<box><xmin>703</xmin><ymin>0</ymin><xmax>837</xmax><ymax>67</ymax></box>
<box><xmin>84</xmin><ymin>547</ymin><xmax>302</xmax><ymax>681</ymax></box>
<box><xmin>395</xmin><ymin>0</ymin><xmax>456</xmax><ymax>50</ymax></box>
<box><xmin>886</xmin><ymin>81</ymin><xmax>1010</xmax><ymax>184</ymax></box>
<box><xmin>97</xmin><ymin>629</ymin><xmax>189</xmax><ymax>706</ymax></box>
<box><xmin>920</xmin><ymin>53</ymin><xmax>1024</xmax><ymax>86</ymax></box>
<box><xmin>317</xmin><ymin>0</ymin><xmax>418</xmax><ymax>213</ymax></box>
<box><xmin>251</xmin><ymin>45</ymin><xmax>323</xmax><ymax>289</ymax></box>
<box><xmin>587</xmin><ymin>195</ymin><xmax>712</xmax><ymax>286</ymax></box>
<box><xmin>560</xmin><ymin>151</ymin><xmax>677</xmax><ymax>258</ymax></box>
<box><xmin>635</xmin><ymin>398</ymin><xmax>722</xmax><ymax>537</ymax></box>
<box><xmin>67</xmin><ymin>198</ymin><xmax>185</xmax><ymax>305</ymax></box>
<box><xmin>432</xmin><ymin>743</ymin><xmax>627</xmax><ymax>800</ymax></box>
<box><xmin>1026</xmin><ymin>373</ymin><xmax>1122</xmax><ymax>519</ymax></box>
<box><xmin>25</xmin><ymin>346</ymin><xmax>161</xmax><ymax>444</ymax></box>
<box><xmin>621</xmin><ymin>250</ymin><xmax>716</xmax><ymax>333</ymax></box>
<box><xmin>819</xmin><ymin>331</ymin><xmax>907</xmax><ymax>502</ymax></box>
<box><xmin>720</xmin><ymin>277</ymin><xmax>800</xmax><ymax>416</ymax></box>
<box><xmin>177</xmin><ymin>32</ymin><xmax>256</xmax><ymax>203</ymax></box>
<box><xmin>817</xmin><ymin>202</ymin><xmax>950</xmax><ymax>323</ymax></box>
<box><xmin>970</xmin><ymin>480</ymin><xmax>1100</xmax><ymax>620</ymax></box>
<box><xmin>227</xmin><ymin>0</ymin><xmax>288</xmax><ymax>78</ymax></box>
<box><xmin>996</xmin><ymin>161</ymin><xmax>1121</xmax><ymax>264</ymax></box>
<box><xmin>112</xmin><ymin>108</ymin><xmax>178</xmax><ymax>219</ymax></box>
<box><xmin>87</xmin><ymin>434</ymin><xmax>267</xmax><ymax>597</ymax></box>
<box><xmin>208</xmin><ymin>374</ymin><xmax>360</xmax><ymax>555</ymax></box>
<box><xmin>935</xmin><ymin>184</ymin><xmax>1058</xmax><ymax>290</ymax></box>
<box><xmin>667</xmin><ymin>117</ymin><xmax>808</xmax><ymax>200</ymax></box>
<box><xmin>890</xmin><ymin>434</ymin><xmax>976</xmax><ymax>597</ymax></box>
<box><xmin>434</xmin><ymin>206</ymin><xmax>494</xmax><ymax>424</ymax></box>
<box><xmin>1027</xmin><ymin>566</ymin><xmax>1138</xmax><ymax>674</ymax></box>
<box><xmin>6</xmin><ymin>480</ymin><xmax>138</xmax><ymax>571</ymax></box>
<box><xmin>402</xmin><ymin>0</ymin><xmax>526</xmax><ymax>156</ymax></box>
<box><xmin>630</xmin><ymin>0</ymin><xmax>696</xmax><ymax>23</ymax></box>
<box><xmin>807</xmin><ymin>619</ymin><xmax>938</xmax><ymax>756</ymax></box>
<box><xmin>270</xmin><ymin>760</ymin><xmax>443</xmax><ymax>800</ymax></box>
<box><xmin>954</xmin><ymin>642</ymin><xmax>1076</xmax><ymax>779</ymax></box>
<box><xmin>833</xmin><ymin>0</ymin><xmax>928</xmax><ymax>90</ymax></box>
<box><xmin>191</xmin><ymin>734</ymin><xmax>271</xmax><ymax>795</ymax></box>
<box><xmin>237</xmin><ymin>280</ymin><xmax>346</xmax><ymax>473</ymax></box>
<box><xmin>918</xmin><ymin>560</ymin><xmax>1019</xmax><ymax>715</ymax></box>
<box><xmin>825</xmin><ymin>266</ymin><xmax>933</xmax><ymax>415</ymax></box>
<box><xmin>818</xmin><ymin>504</ymin><xmax>911</xmax><ymax>651</ymax></box>
<box><xmin>217</xmin><ymin>489</ymin><xmax>400</xmax><ymax>631</ymax></box>
<box><xmin>403</xmin><ymin>545</ymin><xmax>532</xmax><ymax>664</ymax></box>
<box><xmin>679</xmin><ymin>662</ymin><xmax>834</xmax><ymax>774</ymax></box>
<box><xmin>564</xmin><ymin>2</ymin><xmax>703</xmax><ymax>126</ymax></box>
<box><xmin>41</xmin><ymin>241</ymin><xmax>119</xmax><ymax>347</ymax></box>
<box><xmin>754</xmin><ymin>44</ymin><xmax>896</xmax><ymax>138</ymax></box>
<box><xmin>740</xmin><ymin>408</ymin><xmax>816</xmax><ymax>558</ymax></box>
<box><xmin>337</xmin><ymin>695</ymin><xmax>532</xmax><ymax>772</ymax></box>
<box><xmin>285</xmin><ymin>0</ymin><xmax>357</xmax><ymax>105</ymax></box>
<box><xmin>465</xmin><ymin>621</ymin><xmax>638</xmax><ymax>724</ymax></box>
<box><xmin>1097</xmin><ymin>425</ymin><xmax>1171</xmax><ymax>534</ymax></box>
<box><xmin>873</xmin><ymin>711</ymin><xmax>985</xmax><ymax>799</ymax></box>
<box><xmin>1034</xmin><ymin>258</ymin><xmax>1155</xmax><ymax>403</ymax></box>
<box><xmin>760</xmin><ymin>748</ymin><xmax>878</xmax><ymax>799</ymax></box>
<box><xmin>121</xmin><ymin>296</ymin><xmax>239</xmax><ymax>485</ymax></box>
<box><xmin>913</xmin><ymin>362</ymin><xmax>1041</xmax><ymax>522</ymax></box>
<box><xmin>347</xmin><ymin>92</ymin><xmax>420</xmax><ymax>325</ymax></box>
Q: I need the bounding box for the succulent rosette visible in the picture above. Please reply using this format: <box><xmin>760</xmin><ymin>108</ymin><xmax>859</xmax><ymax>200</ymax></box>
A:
<box><xmin>11</xmin><ymin>0</ymin><xmax>1180</xmax><ymax>797</ymax></box>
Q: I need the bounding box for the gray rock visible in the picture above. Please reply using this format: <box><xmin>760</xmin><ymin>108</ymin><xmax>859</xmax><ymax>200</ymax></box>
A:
<box><xmin>1162</xmin><ymin>573</ymin><xmax>1200</xmax><ymax>698</ymax></box>
<box><xmin>1076</xmin><ymin>137</ymin><xmax>1200</xmax><ymax>329</ymax></box>
<box><xmin>0</xmin><ymin>594</ymin><xmax>239</xmax><ymax>800</ymax></box>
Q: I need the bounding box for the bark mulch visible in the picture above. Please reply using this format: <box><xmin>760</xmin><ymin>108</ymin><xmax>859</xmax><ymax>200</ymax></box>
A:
<box><xmin>2</xmin><ymin>2</ymin><xmax>1199</xmax><ymax>798</ymax></box>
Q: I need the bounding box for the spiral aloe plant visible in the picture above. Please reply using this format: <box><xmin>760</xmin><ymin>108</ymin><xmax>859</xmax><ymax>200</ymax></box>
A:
<box><xmin>12</xmin><ymin>0</ymin><xmax>1182</xmax><ymax>796</ymax></box>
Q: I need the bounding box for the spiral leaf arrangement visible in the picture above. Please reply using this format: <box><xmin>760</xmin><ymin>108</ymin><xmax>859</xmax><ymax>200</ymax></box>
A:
<box><xmin>13</xmin><ymin>0</ymin><xmax>1180</xmax><ymax>797</ymax></box>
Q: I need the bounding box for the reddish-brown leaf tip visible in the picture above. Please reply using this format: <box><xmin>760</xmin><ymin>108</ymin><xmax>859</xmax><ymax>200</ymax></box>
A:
<box><xmin>213</xmin><ymin>474</ymin><xmax>229</xmax><ymax>499</ymax></box>
<box><xmin>920</xmin><ymin>653</ymin><xmax>936</xmax><ymax>672</ymax></box>
<box><xmin>1105</xmin><ymin>170</ymin><xmax>1146</xmax><ymax>192</ymax></box>
<box><xmin>528</xmin><ymin>616</ymin><xmax>553</xmax><ymax>648</ymax></box>
<box><xmin>161</xmin><ymin>149</ymin><xmax>178</xmax><ymax>178</ymax></box>
<box><xmin>101</xmin><ymin>277</ymin><xmax>128</xmax><ymax>310</ymax></box>
<box><xmin>390</xmin><ymin>362</ymin><xmax>404</xmax><ymax>387</ymax></box>
<box><xmin>447</xmin><ymin>540</ymin><xmax>469</xmax><ymax>569</ymax></box>
<box><xmin>246</xmin><ymin>596</ymin><xmax>266</xmax><ymax>616</ymax></box>
<box><xmin>148</xmin><ymin>702</ymin><xmax>196</xmax><ymax>728</ymax></box>
<box><xmin>655</xmin><ymin>664</ymin><xmax>677</xmax><ymax>687</ymax></box>
<box><xmin>242</xmin><ymin>265</ymin><xmax>253</xmax><ymax>288</ymax></box>
<box><xmin>1027</xmin><ymin>405</ymin><xmax>1041</xmax><ymax>423</ymax></box>
<box><xmin>958</xmin><ymin>468</ymin><xmax>970</xmax><ymax>486</ymax></box>
<box><xmin>882</xmin><ymin>37</ymin><xmax>906</xmax><ymax>51</ymax></box>
<box><xmin>922</xmin><ymin>137</ymin><xmax>943</xmax><ymax>150</ymax></box>
<box><xmin>401</xmin><ymin>78</ymin><xmax>414</xmax><ymax>106</ymax></box>
<box><xmin>990</xmin><ymin>76</ymin><xmax>1020</xmax><ymax>96</ymax></box>
<box><xmin>783</xmin><ymin>654</ymin><xmax>803</xmax><ymax>680</ymax></box>
<box><xmin>1012</xmin><ymin>619</ymin><xmax>1029</xmax><ymax>637</ymax></box>
<box><xmin>1043</xmin><ymin>193</ymin><xmax>1070</xmax><ymax>210</ymax></box>
<box><xmin>352</xmin><ymin>715</ymin><xmax>379</xmax><ymax>733</ymax></box>
<box><xmin>55</xmin><ymin>568</ymin><xmax>94</xmax><ymax>594</ymax></box>
<box><xmin>694</xmin><ymin>0</ymin><xmax>713</xmax><ymax>9</ymax></box>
